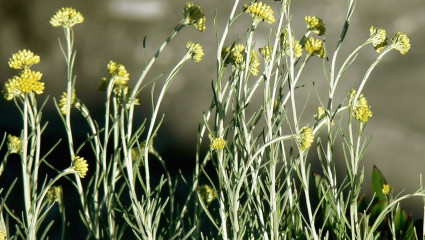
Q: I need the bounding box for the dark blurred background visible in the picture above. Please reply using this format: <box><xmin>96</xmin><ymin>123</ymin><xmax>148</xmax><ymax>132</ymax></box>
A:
<box><xmin>1</xmin><ymin>0</ymin><xmax>424</xmax><ymax>237</ymax></box>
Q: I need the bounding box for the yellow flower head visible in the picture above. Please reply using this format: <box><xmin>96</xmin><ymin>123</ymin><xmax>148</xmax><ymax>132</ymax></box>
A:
<box><xmin>259</xmin><ymin>45</ymin><xmax>273</xmax><ymax>62</ymax></box>
<box><xmin>249</xmin><ymin>50</ymin><xmax>261</xmax><ymax>76</ymax></box>
<box><xmin>50</xmin><ymin>7</ymin><xmax>84</xmax><ymax>28</ymax></box>
<box><xmin>391</xmin><ymin>32</ymin><xmax>411</xmax><ymax>55</ymax></box>
<box><xmin>305</xmin><ymin>16</ymin><xmax>326</xmax><ymax>36</ymax></box>
<box><xmin>368</xmin><ymin>26</ymin><xmax>388</xmax><ymax>53</ymax></box>
<box><xmin>99</xmin><ymin>61</ymin><xmax>130</xmax><ymax>91</ymax></box>
<box><xmin>244</xmin><ymin>1</ymin><xmax>276</xmax><ymax>25</ymax></box>
<box><xmin>47</xmin><ymin>185</ymin><xmax>63</xmax><ymax>204</ymax></box>
<box><xmin>349</xmin><ymin>89</ymin><xmax>369</xmax><ymax>109</ymax></box>
<box><xmin>198</xmin><ymin>184</ymin><xmax>218</xmax><ymax>204</ymax></box>
<box><xmin>297</xmin><ymin>127</ymin><xmax>314</xmax><ymax>151</ymax></box>
<box><xmin>279</xmin><ymin>29</ymin><xmax>303</xmax><ymax>58</ymax></box>
<box><xmin>0</xmin><ymin>230</ymin><xmax>5</xmax><ymax>240</ymax></box>
<box><xmin>186</xmin><ymin>41</ymin><xmax>205</xmax><ymax>62</ymax></box>
<box><xmin>7</xmin><ymin>134</ymin><xmax>22</xmax><ymax>154</ymax></box>
<box><xmin>210</xmin><ymin>137</ymin><xmax>227</xmax><ymax>150</ymax></box>
<box><xmin>314</xmin><ymin>106</ymin><xmax>326</xmax><ymax>121</ymax></box>
<box><xmin>222</xmin><ymin>44</ymin><xmax>260</xmax><ymax>75</ymax></box>
<box><xmin>107</xmin><ymin>61</ymin><xmax>130</xmax><ymax>85</ymax></box>
<box><xmin>382</xmin><ymin>184</ymin><xmax>392</xmax><ymax>195</ymax></box>
<box><xmin>59</xmin><ymin>90</ymin><xmax>78</xmax><ymax>115</ymax></box>
<box><xmin>8</xmin><ymin>49</ymin><xmax>40</xmax><ymax>69</ymax></box>
<box><xmin>73</xmin><ymin>156</ymin><xmax>89</xmax><ymax>178</ymax></box>
<box><xmin>354</xmin><ymin>106</ymin><xmax>372</xmax><ymax>123</ymax></box>
<box><xmin>223</xmin><ymin>44</ymin><xmax>245</xmax><ymax>65</ymax></box>
<box><xmin>305</xmin><ymin>37</ymin><xmax>326</xmax><ymax>58</ymax></box>
<box><xmin>3</xmin><ymin>69</ymin><xmax>44</xmax><ymax>100</ymax></box>
<box><xmin>183</xmin><ymin>2</ymin><xmax>206</xmax><ymax>32</ymax></box>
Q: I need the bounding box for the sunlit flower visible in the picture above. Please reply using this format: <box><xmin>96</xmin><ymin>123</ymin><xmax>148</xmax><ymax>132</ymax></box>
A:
<box><xmin>249</xmin><ymin>50</ymin><xmax>261</xmax><ymax>76</ymax></box>
<box><xmin>305</xmin><ymin>37</ymin><xmax>326</xmax><ymax>58</ymax></box>
<box><xmin>47</xmin><ymin>185</ymin><xmax>63</xmax><ymax>204</ymax></box>
<box><xmin>183</xmin><ymin>2</ymin><xmax>206</xmax><ymax>31</ymax></box>
<box><xmin>391</xmin><ymin>32</ymin><xmax>411</xmax><ymax>55</ymax></box>
<box><xmin>198</xmin><ymin>184</ymin><xmax>218</xmax><ymax>204</ymax></box>
<box><xmin>314</xmin><ymin>106</ymin><xmax>326</xmax><ymax>121</ymax></box>
<box><xmin>73</xmin><ymin>156</ymin><xmax>89</xmax><ymax>178</ymax></box>
<box><xmin>223</xmin><ymin>44</ymin><xmax>246</xmax><ymax>65</ymax></box>
<box><xmin>8</xmin><ymin>49</ymin><xmax>40</xmax><ymax>69</ymax></box>
<box><xmin>107</xmin><ymin>61</ymin><xmax>129</xmax><ymax>85</ymax></box>
<box><xmin>354</xmin><ymin>106</ymin><xmax>372</xmax><ymax>123</ymax></box>
<box><xmin>0</xmin><ymin>230</ymin><xmax>5</xmax><ymax>240</ymax></box>
<box><xmin>244</xmin><ymin>1</ymin><xmax>276</xmax><ymax>26</ymax></box>
<box><xmin>259</xmin><ymin>45</ymin><xmax>273</xmax><ymax>62</ymax></box>
<box><xmin>368</xmin><ymin>26</ymin><xmax>388</xmax><ymax>53</ymax></box>
<box><xmin>349</xmin><ymin>89</ymin><xmax>369</xmax><ymax>109</ymax></box>
<box><xmin>186</xmin><ymin>41</ymin><xmax>205</xmax><ymax>62</ymax></box>
<box><xmin>210</xmin><ymin>137</ymin><xmax>227</xmax><ymax>150</ymax></box>
<box><xmin>305</xmin><ymin>16</ymin><xmax>326</xmax><ymax>36</ymax></box>
<box><xmin>50</xmin><ymin>7</ymin><xmax>84</xmax><ymax>28</ymax></box>
<box><xmin>222</xmin><ymin>44</ymin><xmax>260</xmax><ymax>75</ymax></box>
<box><xmin>59</xmin><ymin>90</ymin><xmax>77</xmax><ymax>115</ymax></box>
<box><xmin>296</xmin><ymin>127</ymin><xmax>314</xmax><ymax>151</ymax></box>
<box><xmin>3</xmin><ymin>69</ymin><xmax>44</xmax><ymax>100</ymax></box>
<box><xmin>382</xmin><ymin>184</ymin><xmax>392</xmax><ymax>195</ymax></box>
<box><xmin>7</xmin><ymin>134</ymin><xmax>22</xmax><ymax>154</ymax></box>
<box><xmin>99</xmin><ymin>61</ymin><xmax>130</xmax><ymax>91</ymax></box>
<box><xmin>279</xmin><ymin>29</ymin><xmax>303</xmax><ymax>58</ymax></box>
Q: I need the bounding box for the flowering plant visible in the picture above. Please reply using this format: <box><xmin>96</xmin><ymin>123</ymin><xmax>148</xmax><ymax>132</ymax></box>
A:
<box><xmin>0</xmin><ymin>1</ymin><xmax>420</xmax><ymax>240</ymax></box>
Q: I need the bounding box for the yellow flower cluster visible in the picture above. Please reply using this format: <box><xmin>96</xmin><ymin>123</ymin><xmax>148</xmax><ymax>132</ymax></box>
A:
<box><xmin>107</xmin><ymin>61</ymin><xmax>130</xmax><ymax>85</ymax></box>
<box><xmin>368</xmin><ymin>26</ymin><xmax>388</xmax><ymax>53</ymax></box>
<box><xmin>47</xmin><ymin>185</ymin><xmax>63</xmax><ymax>204</ymax></box>
<box><xmin>223</xmin><ymin>44</ymin><xmax>245</xmax><ymax>65</ymax></box>
<box><xmin>7</xmin><ymin>134</ymin><xmax>22</xmax><ymax>154</ymax></box>
<box><xmin>244</xmin><ymin>1</ymin><xmax>276</xmax><ymax>25</ymax></box>
<box><xmin>59</xmin><ymin>90</ymin><xmax>78</xmax><ymax>115</ymax></box>
<box><xmin>354</xmin><ymin>106</ymin><xmax>372</xmax><ymax>123</ymax></box>
<box><xmin>222</xmin><ymin>44</ymin><xmax>260</xmax><ymax>76</ymax></box>
<box><xmin>279</xmin><ymin>30</ymin><xmax>303</xmax><ymax>58</ymax></box>
<box><xmin>382</xmin><ymin>184</ymin><xmax>392</xmax><ymax>195</ymax></box>
<box><xmin>8</xmin><ymin>49</ymin><xmax>40</xmax><ymax>69</ymax></box>
<box><xmin>99</xmin><ymin>60</ymin><xmax>130</xmax><ymax>91</ymax></box>
<box><xmin>305</xmin><ymin>16</ymin><xmax>326</xmax><ymax>36</ymax></box>
<box><xmin>297</xmin><ymin>127</ymin><xmax>314</xmax><ymax>151</ymax></box>
<box><xmin>249</xmin><ymin>51</ymin><xmax>261</xmax><ymax>76</ymax></box>
<box><xmin>3</xmin><ymin>50</ymin><xmax>45</xmax><ymax>100</ymax></box>
<box><xmin>305</xmin><ymin>37</ymin><xmax>326</xmax><ymax>58</ymax></box>
<box><xmin>314</xmin><ymin>106</ymin><xmax>326</xmax><ymax>121</ymax></box>
<box><xmin>349</xmin><ymin>90</ymin><xmax>372</xmax><ymax>123</ymax></box>
<box><xmin>259</xmin><ymin>45</ymin><xmax>273</xmax><ymax>62</ymax></box>
<box><xmin>0</xmin><ymin>230</ymin><xmax>5</xmax><ymax>240</ymax></box>
<box><xmin>391</xmin><ymin>32</ymin><xmax>411</xmax><ymax>55</ymax></box>
<box><xmin>183</xmin><ymin>2</ymin><xmax>206</xmax><ymax>32</ymax></box>
<box><xmin>186</xmin><ymin>41</ymin><xmax>205</xmax><ymax>62</ymax></box>
<box><xmin>73</xmin><ymin>156</ymin><xmax>89</xmax><ymax>178</ymax></box>
<box><xmin>349</xmin><ymin>89</ymin><xmax>368</xmax><ymax>108</ymax></box>
<box><xmin>198</xmin><ymin>184</ymin><xmax>218</xmax><ymax>204</ymax></box>
<box><xmin>210</xmin><ymin>137</ymin><xmax>227</xmax><ymax>150</ymax></box>
<box><xmin>50</xmin><ymin>7</ymin><xmax>84</xmax><ymax>28</ymax></box>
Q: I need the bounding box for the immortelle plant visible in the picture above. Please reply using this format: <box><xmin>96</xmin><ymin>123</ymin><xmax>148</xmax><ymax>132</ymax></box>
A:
<box><xmin>0</xmin><ymin>0</ymin><xmax>424</xmax><ymax>239</ymax></box>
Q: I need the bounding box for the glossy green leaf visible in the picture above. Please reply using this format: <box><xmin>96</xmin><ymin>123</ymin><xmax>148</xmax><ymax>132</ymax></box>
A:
<box><xmin>394</xmin><ymin>206</ymin><xmax>407</xmax><ymax>238</ymax></box>
<box><xmin>370</xmin><ymin>200</ymin><xmax>388</xmax><ymax>226</ymax></box>
<box><xmin>372</xmin><ymin>165</ymin><xmax>387</xmax><ymax>203</ymax></box>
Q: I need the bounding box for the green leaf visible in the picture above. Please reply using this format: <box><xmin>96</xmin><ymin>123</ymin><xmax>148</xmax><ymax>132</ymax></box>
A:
<box><xmin>394</xmin><ymin>206</ymin><xmax>407</xmax><ymax>238</ymax></box>
<box><xmin>357</xmin><ymin>194</ymin><xmax>367</xmax><ymax>213</ymax></box>
<box><xmin>372</xmin><ymin>165</ymin><xmax>387</xmax><ymax>203</ymax></box>
<box><xmin>370</xmin><ymin>200</ymin><xmax>388</xmax><ymax>226</ymax></box>
<box><xmin>404</xmin><ymin>215</ymin><xmax>416</xmax><ymax>240</ymax></box>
